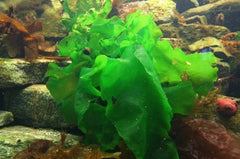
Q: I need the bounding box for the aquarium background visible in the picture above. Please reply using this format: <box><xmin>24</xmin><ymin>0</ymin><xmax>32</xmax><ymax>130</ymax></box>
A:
<box><xmin>0</xmin><ymin>0</ymin><xmax>240</xmax><ymax>159</ymax></box>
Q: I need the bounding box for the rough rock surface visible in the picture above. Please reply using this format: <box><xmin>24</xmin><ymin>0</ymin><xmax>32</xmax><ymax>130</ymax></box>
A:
<box><xmin>0</xmin><ymin>125</ymin><xmax>81</xmax><ymax>159</ymax></box>
<box><xmin>3</xmin><ymin>84</ymin><xmax>68</xmax><ymax>128</ymax></box>
<box><xmin>158</xmin><ymin>23</ymin><xmax>229</xmax><ymax>52</ymax></box>
<box><xmin>0</xmin><ymin>111</ymin><xmax>14</xmax><ymax>126</ymax></box>
<box><xmin>181</xmin><ymin>0</ymin><xmax>240</xmax><ymax>31</ymax></box>
<box><xmin>0</xmin><ymin>58</ymin><xmax>52</xmax><ymax>88</ymax></box>
<box><xmin>175</xmin><ymin>0</ymin><xmax>199</xmax><ymax>13</ymax></box>
<box><xmin>173</xmin><ymin>118</ymin><xmax>240</xmax><ymax>159</ymax></box>
<box><xmin>118</xmin><ymin>0</ymin><xmax>176</xmax><ymax>23</ymax></box>
<box><xmin>216</xmin><ymin>62</ymin><xmax>230</xmax><ymax>94</ymax></box>
<box><xmin>188</xmin><ymin>37</ymin><xmax>231</xmax><ymax>60</ymax></box>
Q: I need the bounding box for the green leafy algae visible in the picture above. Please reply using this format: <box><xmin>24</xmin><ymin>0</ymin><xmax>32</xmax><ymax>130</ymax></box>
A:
<box><xmin>44</xmin><ymin>0</ymin><xmax>218</xmax><ymax>158</ymax></box>
<box><xmin>237</xmin><ymin>31</ymin><xmax>240</xmax><ymax>41</ymax></box>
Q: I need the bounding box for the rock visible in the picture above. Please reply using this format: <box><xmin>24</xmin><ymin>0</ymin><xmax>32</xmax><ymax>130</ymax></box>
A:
<box><xmin>217</xmin><ymin>98</ymin><xmax>238</xmax><ymax>116</ymax></box>
<box><xmin>0</xmin><ymin>0</ymin><xmax>45</xmax><ymax>12</ymax></box>
<box><xmin>161</xmin><ymin>38</ymin><xmax>183</xmax><ymax>48</ymax></box>
<box><xmin>0</xmin><ymin>58</ymin><xmax>52</xmax><ymax>88</ymax></box>
<box><xmin>0</xmin><ymin>111</ymin><xmax>14</xmax><ymax>126</ymax></box>
<box><xmin>172</xmin><ymin>93</ymin><xmax>240</xmax><ymax>135</ymax></box>
<box><xmin>198</xmin><ymin>0</ymin><xmax>220</xmax><ymax>6</ymax></box>
<box><xmin>217</xmin><ymin>62</ymin><xmax>230</xmax><ymax>78</ymax></box>
<box><xmin>0</xmin><ymin>125</ymin><xmax>81</xmax><ymax>159</ymax></box>
<box><xmin>217</xmin><ymin>62</ymin><xmax>230</xmax><ymax>94</ymax></box>
<box><xmin>159</xmin><ymin>23</ymin><xmax>229</xmax><ymax>52</ymax></box>
<box><xmin>173</xmin><ymin>118</ymin><xmax>240</xmax><ymax>159</ymax></box>
<box><xmin>118</xmin><ymin>0</ymin><xmax>176</xmax><ymax>23</ymax></box>
<box><xmin>225</xmin><ymin>112</ymin><xmax>240</xmax><ymax>135</ymax></box>
<box><xmin>181</xmin><ymin>0</ymin><xmax>240</xmax><ymax>31</ymax></box>
<box><xmin>3</xmin><ymin>84</ymin><xmax>68</xmax><ymax>129</ymax></box>
<box><xmin>40</xmin><ymin>4</ymin><xmax>67</xmax><ymax>38</ymax></box>
<box><xmin>175</xmin><ymin>0</ymin><xmax>199</xmax><ymax>13</ymax></box>
<box><xmin>188</xmin><ymin>37</ymin><xmax>231</xmax><ymax>59</ymax></box>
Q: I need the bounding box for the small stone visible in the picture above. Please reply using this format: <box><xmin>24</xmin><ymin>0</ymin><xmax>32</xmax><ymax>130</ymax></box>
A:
<box><xmin>217</xmin><ymin>98</ymin><xmax>238</xmax><ymax>116</ymax></box>
<box><xmin>0</xmin><ymin>111</ymin><xmax>14</xmax><ymax>126</ymax></box>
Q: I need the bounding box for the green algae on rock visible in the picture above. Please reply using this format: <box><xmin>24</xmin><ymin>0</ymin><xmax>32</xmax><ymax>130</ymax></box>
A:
<box><xmin>44</xmin><ymin>0</ymin><xmax>218</xmax><ymax>158</ymax></box>
<box><xmin>0</xmin><ymin>111</ymin><xmax>13</xmax><ymax>126</ymax></box>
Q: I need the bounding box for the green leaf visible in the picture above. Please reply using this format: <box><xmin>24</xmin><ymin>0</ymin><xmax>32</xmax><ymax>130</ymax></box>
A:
<box><xmin>91</xmin><ymin>17</ymin><xmax>125</xmax><ymax>38</ymax></box>
<box><xmin>73</xmin><ymin>56</ymin><xmax>107</xmax><ymax>126</ymax></box>
<box><xmin>44</xmin><ymin>62</ymin><xmax>80</xmax><ymax>124</ymax></box>
<box><xmin>152</xmin><ymin>40</ymin><xmax>218</xmax><ymax>96</ymax></box>
<box><xmin>101</xmin><ymin>45</ymin><xmax>177</xmax><ymax>159</ymax></box>
<box><xmin>152</xmin><ymin>40</ymin><xmax>188</xmax><ymax>84</ymax></box>
<box><xmin>186</xmin><ymin>52</ymin><xmax>218</xmax><ymax>96</ymax></box>
<box><xmin>80</xmin><ymin>103</ymin><xmax>120</xmax><ymax>150</ymax></box>
<box><xmin>237</xmin><ymin>31</ymin><xmax>240</xmax><ymax>41</ymax></box>
<box><xmin>163</xmin><ymin>82</ymin><xmax>195</xmax><ymax>115</ymax></box>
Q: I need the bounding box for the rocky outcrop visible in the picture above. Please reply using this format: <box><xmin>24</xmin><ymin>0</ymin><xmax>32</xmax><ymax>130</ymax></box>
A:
<box><xmin>118</xmin><ymin>0</ymin><xmax>176</xmax><ymax>23</ymax></box>
<box><xmin>181</xmin><ymin>0</ymin><xmax>240</xmax><ymax>31</ymax></box>
<box><xmin>0</xmin><ymin>58</ymin><xmax>50</xmax><ymax>88</ymax></box>
<box><xmin>158</xmin><ymin>23</ymin><xmax>230</xmax><ymax>51</ymax></box>
<box><xmin>0</xmin><ymin>57</ymin><xmax>71</xmax><ymax>129</ymax></box>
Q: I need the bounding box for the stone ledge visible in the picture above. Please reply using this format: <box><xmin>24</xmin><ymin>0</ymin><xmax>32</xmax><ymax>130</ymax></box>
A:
<box><xmin>3</xmin><ymin>84</ymin><xmax>69</xmax><ymax>129</ymax></box>
<box><xmin>0</xmin><ymin>58</ymin><xmax>53</xmax><ymax>88</ymax></box>
<box><xmin>0</xmin><ymin>125</ymin><xmax>81</xmax><ymax>159</ymax></box>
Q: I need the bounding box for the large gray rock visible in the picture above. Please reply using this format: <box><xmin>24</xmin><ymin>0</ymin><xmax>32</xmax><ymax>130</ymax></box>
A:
<box><xmin>0</xmin><ymin>58</ymin><xmax>51</xmax><ymax>88</ymax></box>
<box><xmin>181</xmin><ymin>0</ymin><xmax>240</xmax><ymax>31</ymax></box>
<box><xmin>0</xmin><ymin>125</ymin><xmax>81</xmax><ymax>159</ymax></box>
<box><xmin>3</xmin><ymin>84</ymin><xmax>68</xmax><ymax>129</ymax></box>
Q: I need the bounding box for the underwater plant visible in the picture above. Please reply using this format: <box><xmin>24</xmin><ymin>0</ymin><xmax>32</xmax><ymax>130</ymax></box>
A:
<box><xmin>0</xmin><ymin>11</ymin><xmax>66</xmax><ymax>61</ymax></box>
<box><xmin>14</xmin><ymin>132</ymin><xmax>120</xmax><ymax>159</ymax></box>
<box><xmin>44</xmin><ymin>0</ymin><xmax>218</xmax><ymax>158</ymax></box>
<box><xmin>221</xmin><ymin>32</ymin><xmax>240</xmax><ymax>54</ymax></box>
<box><xmin>237</xmin><ymin>31</ymin><xmax>240</xmax><ymax>41</ymax></box>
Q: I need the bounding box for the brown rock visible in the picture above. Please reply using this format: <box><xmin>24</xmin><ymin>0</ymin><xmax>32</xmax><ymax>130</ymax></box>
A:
<box><xmin>158</xmin><ymin>23</ymin><xmax>229</xmax><ymax>51</ymax></box>
<box><xmin>173</xmin><ymin>118</ymin><xmax>240</xmax><ymax>159</ymax></box>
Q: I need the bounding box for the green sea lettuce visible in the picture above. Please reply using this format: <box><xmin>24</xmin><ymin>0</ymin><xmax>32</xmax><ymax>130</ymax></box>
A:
<box><xmin>44</xmin><ymin>0</ymin><xmax>218</xmax><ymax>158</ymax></box>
